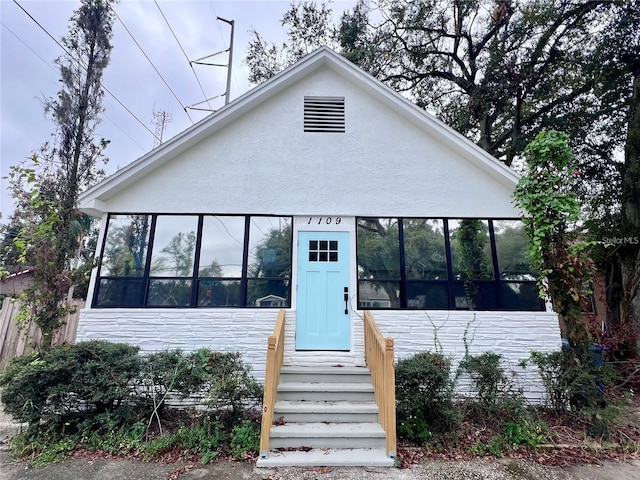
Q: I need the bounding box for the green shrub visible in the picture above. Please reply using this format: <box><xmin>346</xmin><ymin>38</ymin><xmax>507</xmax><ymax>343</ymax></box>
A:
<box><xmin>395</xmin><ymin>352</ymin><xmax>461</xmax><ymax>440</ymax></box>
<box><xmin>460</xmin><ymin>352</ymin><xmax>508</xmax><ymax>404</ymax></box>
<box><xmin>526</xmin><ymin>343</ymin><xmax>612</xmax><ymax>411</ymax></box>
<box><xmin>0</xmin><ymin>342</ymin><xmax>264</xmax><ymax>464</ymax></box>
<box><xmin>0</xmin><ymin>341</ymin><xmax>141</xmax><ymax>435</ymax></box>
<box><xmin>9</xmin><ymin>432</ymin><xmax>77</xmax><ymax>467</ymax></box>
<box><xmin>139</xmin><ymin>349</ymin><xmax>263</xmax><ymax>420</ymax></box>
<box><xmin>526</xmin><ymin>343</ymin><xmax>620</xmax><ymax>439</ymax></box>
<box><xmin>396</xmin><ymin>416</ymin><xmax>432</xmax><ymax>444</ymax></box>
<box><xmin>460</xmin><ymin>352</ymin><xmax>527</xmax><ymax>421</ymax></box>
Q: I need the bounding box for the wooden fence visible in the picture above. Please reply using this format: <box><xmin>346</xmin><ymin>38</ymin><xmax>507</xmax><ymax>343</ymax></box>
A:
<box><xmin>0</xmin><ymin>297</ymin><xmax>83</xmax><ymax>370</ymax></box>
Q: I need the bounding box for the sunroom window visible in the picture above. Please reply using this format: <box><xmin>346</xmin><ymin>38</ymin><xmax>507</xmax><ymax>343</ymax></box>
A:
<box><xmin>356</xmin><ymin>217</ymin><xmax>543</xmax><ymax>311</ymax></box>
<box><xmin>94</xmin><ymin>214</ymin><xmax>292</xmax><ymax>308</ymax></box>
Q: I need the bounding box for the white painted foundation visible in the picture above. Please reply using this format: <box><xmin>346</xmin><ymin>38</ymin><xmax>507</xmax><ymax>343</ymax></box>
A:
<box><xmin>77</xmin><ymin>307</ymin><xmax>560</xmax><ymax>403</ymax></box>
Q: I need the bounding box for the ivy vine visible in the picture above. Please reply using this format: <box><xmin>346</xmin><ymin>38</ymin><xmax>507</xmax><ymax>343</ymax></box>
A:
<box><xmin>513</xmin><ymin>131</ymin><xmax>598</xmax><ymax>342</ymax></box>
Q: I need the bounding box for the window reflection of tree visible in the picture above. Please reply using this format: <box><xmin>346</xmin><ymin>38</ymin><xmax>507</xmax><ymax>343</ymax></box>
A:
<box><xmin>356</xmin><ymin>218</ymin><xmax>401</xmax><ymax>307</ymax></box>
<box><xmin>102</xmin><ymin>215</ymin><xmax>151</xmax><ymax>277</ymax></box>
<box><xmin>246</xmin><ymin>220</ymin><xmax>292</xmax><ymax>306</ymax></box>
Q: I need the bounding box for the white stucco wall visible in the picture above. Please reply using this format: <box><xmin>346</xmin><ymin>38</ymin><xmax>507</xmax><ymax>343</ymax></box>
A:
<box><xmin>92</xmin><ymin>68</ymin><xmax>519</xmax><ymax>219</ymax></box>
<box><xmin>77</xmin><ymin>307</ymin><xmax>561</xmax><ymax>403</ymax></box>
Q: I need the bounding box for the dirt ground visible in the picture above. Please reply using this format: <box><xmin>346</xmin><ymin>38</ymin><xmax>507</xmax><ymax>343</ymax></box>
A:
<box><xmin>2</xmin><ymin>449</ymin><xmax>640</xmax><ymax>480</ymax></box>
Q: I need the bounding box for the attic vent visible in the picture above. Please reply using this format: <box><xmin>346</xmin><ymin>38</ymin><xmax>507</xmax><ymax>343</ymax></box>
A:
<box><xmin>304</xmin><ymin>96</ymin><xmax>345</xmax><ymax>133</ymax></box>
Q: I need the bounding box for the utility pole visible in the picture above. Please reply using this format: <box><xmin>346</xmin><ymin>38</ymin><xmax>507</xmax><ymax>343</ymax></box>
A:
<box><xmin>187</xmin><ymin>17</ymin><xmax>235</xmax><ymax>111</ymax></box>
<box><xmin>218</xmin><ymin>17</ymin><xmax>234</xmax><ymax>106</ymax></box>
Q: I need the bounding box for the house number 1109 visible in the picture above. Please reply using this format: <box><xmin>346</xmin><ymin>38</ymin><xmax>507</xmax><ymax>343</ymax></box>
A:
<box><xmin>307</xmin><ymin>217</ymin><xmax>341</xmax><ymax>225</ymax></box>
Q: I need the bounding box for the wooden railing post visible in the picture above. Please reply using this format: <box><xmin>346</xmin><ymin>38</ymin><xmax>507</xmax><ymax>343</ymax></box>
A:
<box><xmin>259</xmin><ymin>310</ymin><xmax>285</xmax><ymax>459</ymax></box>
<box><xmin>363</xmin><ymin>310</ymin><xmax>396</xmax><ymax>458</ymax></box>
<box><xmin>384</xmin><ymin>337</ymin><xmax>396</xmax><ymax>457</ymax></box>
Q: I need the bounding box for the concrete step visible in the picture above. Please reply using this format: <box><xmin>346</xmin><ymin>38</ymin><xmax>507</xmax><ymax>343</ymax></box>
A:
<box><xmin>269</xmin><ymin>422</ymin><xmax>386</xmax><ymax>449</ymax></box>
<box><xmin>279</xmin><ymin>366</ymin><xmax>372</xmax><ymax>384</ymax></box>
<box><xmin>277</xmin><ymin>382</ymin><xmax>375</xmax><ymax>402</ymax></box>
<box><xmin>273</xmin><ymin>400</ymin><xmax>379</xmax><ymax>423</ymax></box>
<box><xmin>256</xmin><ymin>447</ymin><xmax>395</xmax><ymax>467</ymax></box>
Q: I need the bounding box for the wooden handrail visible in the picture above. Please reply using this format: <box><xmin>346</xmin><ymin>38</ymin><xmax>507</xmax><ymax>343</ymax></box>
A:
<box><xmin>363</xmin><ymin>310</ymin><xmax>396</xmax><ymax>458</ymax></box>
<box><xmin>259</xmin><ymin>309</ymin><xmax>286</xmax><ymax>458</ymax></box>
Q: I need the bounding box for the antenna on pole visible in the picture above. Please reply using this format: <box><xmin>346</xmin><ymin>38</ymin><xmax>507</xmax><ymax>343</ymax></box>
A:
<box><xmin>153</xmin><ymin>109</ymin><xmax>172</xmax><ymax>147</ymax></box>
<box><xmin>186</xmin><ymin>17</ymin><xmax>235</xmax><ymax>112</ymax></box>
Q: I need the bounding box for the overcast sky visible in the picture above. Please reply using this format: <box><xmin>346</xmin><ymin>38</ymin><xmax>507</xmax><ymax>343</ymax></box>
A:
<box><xmin>0</xmin><ymin>0</ymin><xmax>356</xmax><ymax>220</ymax></box>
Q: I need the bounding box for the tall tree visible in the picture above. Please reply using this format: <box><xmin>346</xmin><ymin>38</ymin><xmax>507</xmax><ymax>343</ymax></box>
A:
<box><xmin>247</xmin><ymin>0</ymin><xmax>640</xmax><ymax>348</ymax></box>
<box><xmin>588</xmin><ymin>0</ymin><xmax>640</xmax><ymax>350</ymax></box>
<box><xmin>245</xmin><ymin>1</ymin><xmax>337</xmax><ymax>84</ymax></box>
<box><xmin>5</xmin><ymin>0</ymin><xmax>116</xmax><ymax>349</ymax></box>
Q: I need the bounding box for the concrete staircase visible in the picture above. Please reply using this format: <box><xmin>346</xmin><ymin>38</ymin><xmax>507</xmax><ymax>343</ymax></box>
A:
<box><xmin>256</xmin><ymin>366</ymin><xmax>395</xmax><ymax>467</ymax></box>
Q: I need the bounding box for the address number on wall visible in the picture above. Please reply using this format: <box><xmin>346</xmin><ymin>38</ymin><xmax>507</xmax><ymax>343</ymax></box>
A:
<box><xmin>307</xmin><ymin>217</ymin><xmax>342</xmax><ymax>225</ymax></box>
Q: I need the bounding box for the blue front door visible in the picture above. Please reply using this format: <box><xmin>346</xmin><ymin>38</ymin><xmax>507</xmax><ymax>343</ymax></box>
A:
<box><xmin>296</xmin><ymin>232</ymin><xmax>350</xmax><ymax>350</ymax></box>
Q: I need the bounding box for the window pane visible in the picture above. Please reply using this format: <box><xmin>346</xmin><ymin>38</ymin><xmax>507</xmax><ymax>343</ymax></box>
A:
<box><xmin>149</xmin><ymin>216</ymin><xmax>198</xmax><ymax>277</ymax></box>
<box><xmin>200</xmin><ymin>216</ymin><xmax>245</xmax><ymax>277</ymax></box>
<box><xmin>100</xmin><ymin>215</ymin><xmax>151</xmax><ymax>277</ymax></box>
<box><xmin>356</xmin><ymin>218</ymin><xmax>400</xmax><ymax>279</ymax></box>
<box><xmin>248</xmin><ymin>217</ymin><xmax>292</xmax><ymax>279</ymax></box>
<box><xmin>406</xmin><ymin>282</ymin><xmax>449</xmax><ymax>309</ymax></box>
<box><xmin>198</xmin><ymin>280</ymin><xmax>242</xmax><ymax>307</ymax></box>
<box><xmin>493</xmin><ymin>220</ymin><xmax>537</xmax><ymax>280</ymax></box>
<box><xmin>498</xmin><ymin>282</ymin><xmax>543</xmax><ymax>310</ymax></box>
<box><xmin>449</xmin><ymin>219</ymin><xmax>494</xmax><ymax>280</ymax></box>
<box><xmin>247</xmin><ymin>279</ymin><xmax>290</xmax><ymax>307</ymax></box>
<box><xmin>403</xmin><ymin>219</ymin><xmax>447</xmax><ymax>280</ymax></box>
<box><xmin>453</xmin><ymin>281</ymin><xmax>496</xmax><ymax>310</ymax></box>
<box><xmin>95</xmin><ymin>278</ymin><xmax>144</xmax><ymax>306</ymax></box>
<box><xmin>147</xmin><ymin>279</ymin><xmax>192</xmax><ymax>306</ymax></box>
<box><xmin>358</xmin><ymin>280</ymin><xmax>400</xmax><ymax>308</ymax></box>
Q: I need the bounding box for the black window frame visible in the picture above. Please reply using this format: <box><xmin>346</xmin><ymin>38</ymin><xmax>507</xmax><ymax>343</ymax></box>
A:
<box><xmin>93</xmin><ymin>213</ymin><xmax>293</xmax><ymax>308</ymax></box>
<box><xmin>356</xmin><ymin>217</ymin><xmax>544</xmax><ymax>311</ymax></box>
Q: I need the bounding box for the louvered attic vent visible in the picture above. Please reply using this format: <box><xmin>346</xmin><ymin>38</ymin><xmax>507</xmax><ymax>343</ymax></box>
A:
<box><xmin>304</xmin><ymin>96</ymin><xmax>345</xmax><ymax>133</ymax></box>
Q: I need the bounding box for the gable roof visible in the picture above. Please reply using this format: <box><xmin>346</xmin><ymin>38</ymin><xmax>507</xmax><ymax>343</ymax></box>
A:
<box><xmin>79</xmin><ymin>47</ymin><xmax>519</xmax><ymax>216</ymax></box>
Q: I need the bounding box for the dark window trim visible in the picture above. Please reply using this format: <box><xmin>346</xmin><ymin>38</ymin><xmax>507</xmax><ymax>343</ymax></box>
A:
<box><xmin>356</xmin><ymin>217</ymin><xmax>544</xmax><ymax>312</ymax></box>
<box><xmin>94</xmin><ymin>213</ymin><xmax>293</xmax><ymax>309</ymax></box>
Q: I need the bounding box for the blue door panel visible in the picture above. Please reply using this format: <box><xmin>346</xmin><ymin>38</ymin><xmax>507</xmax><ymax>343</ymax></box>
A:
<box><xmin>296</xmin><ymin>232</ymin><xmax>350</xmax><ymax>350</ymax></box>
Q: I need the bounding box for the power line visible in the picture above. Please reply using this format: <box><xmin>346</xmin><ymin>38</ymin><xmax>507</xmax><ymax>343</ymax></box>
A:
<box><xmin>112</xmin><ymin>7</ymin><xmax>194</xmax><ymax>124</ymax></box>
<box><xmin>1</xmin><ymin>21</ymin><xmax>58</xmax><ymax>75</ymax></box>
<box><xmin>154</xmin><ymin>0</ymin><xmax>213</xmax><ymax>111</ymax></box>
<box><xmin>12</xmin><ymin>0</ymin><xmax>160</xmax><ymax>142</ymax></box>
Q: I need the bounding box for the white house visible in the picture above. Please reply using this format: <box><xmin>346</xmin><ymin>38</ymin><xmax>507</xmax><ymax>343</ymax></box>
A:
<box><xmin>77</xmin><ymin>47</ymin><xmax>561</xmax><ymax>465</ymax></box>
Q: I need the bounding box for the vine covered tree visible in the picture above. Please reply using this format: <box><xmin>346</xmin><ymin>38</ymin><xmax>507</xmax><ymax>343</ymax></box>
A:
<box><xmin>3</xmin><ymin>0</ymin><xmax>116</xmax><ymax>348</ymax></box>
<box><xmin>514</xmin><ymin>131</ymin><xmax>597</xmax><ymax>342</ymax></box>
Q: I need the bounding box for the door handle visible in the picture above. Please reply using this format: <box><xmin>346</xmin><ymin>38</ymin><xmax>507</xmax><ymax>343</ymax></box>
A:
<box><xmin>344</xmin><ymin>287</ymin><xmax>349</xmax><ymax>314</ymax></box>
